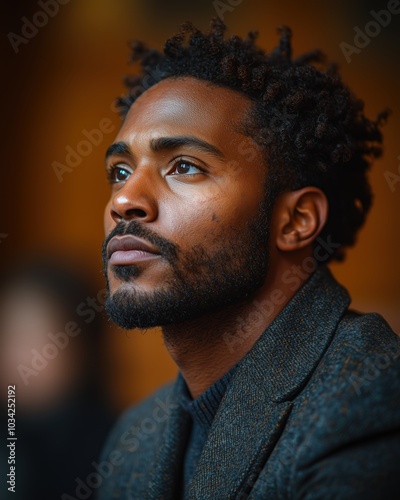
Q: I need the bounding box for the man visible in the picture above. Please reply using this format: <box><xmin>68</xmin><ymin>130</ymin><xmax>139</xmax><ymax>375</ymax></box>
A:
<box><xmin>99</xmin><ymin>19</ymin><xmax>400</xmax><ymax>499</ymax></box>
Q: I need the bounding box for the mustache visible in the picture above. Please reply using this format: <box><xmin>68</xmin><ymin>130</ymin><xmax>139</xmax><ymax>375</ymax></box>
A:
<box><xmin>102</xmin><ymin>221</ymin><xmax>179</xmax><ymax>264</ymax></box>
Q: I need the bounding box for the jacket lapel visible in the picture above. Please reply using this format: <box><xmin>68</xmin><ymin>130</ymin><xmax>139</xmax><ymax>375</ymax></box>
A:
<box><xmin>188</xmin><ymin>372</ymin><xmax>292</xmax><ymax>499</ymax></box>
<box><xmin>145</xmin><ymin>376</ymin><xmax>192</xmax><ymax>499</ymax></box>
<box><xmin>188</xmin><ymin>266</ymin><xmax>350</xmax><ymax>499</ymax></box>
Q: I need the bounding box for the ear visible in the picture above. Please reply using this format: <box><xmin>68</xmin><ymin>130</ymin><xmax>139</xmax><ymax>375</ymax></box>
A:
<box><xmin>274</xmin><ymin>187</ymin><xmax>328</xmax><ymax>252</ymax></box>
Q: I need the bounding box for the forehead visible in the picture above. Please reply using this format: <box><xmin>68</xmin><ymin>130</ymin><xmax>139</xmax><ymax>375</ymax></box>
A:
<box><xmin>115</xmin><ymin>77</ymin><xmax>253</xmax><ymax>144</ymax></box>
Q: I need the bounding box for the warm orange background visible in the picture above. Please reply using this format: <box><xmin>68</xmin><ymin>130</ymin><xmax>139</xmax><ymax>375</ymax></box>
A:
<box><xmin>2</xmin><ymin>0</ymin><xmax>399</xmax><ymax>412</ymax></box>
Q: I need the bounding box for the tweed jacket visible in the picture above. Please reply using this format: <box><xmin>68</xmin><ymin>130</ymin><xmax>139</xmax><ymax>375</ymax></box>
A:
<box><xmin>98</xmin><ymin>266</ymin><xmax>400</xmax><ymax>499</ymax></box>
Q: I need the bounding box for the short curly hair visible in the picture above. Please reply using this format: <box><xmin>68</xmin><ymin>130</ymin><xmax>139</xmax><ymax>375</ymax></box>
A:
<box><xmin>117</xmin><ymin>18</ymin><xmax>388</xmax><ymax>262</ymax></box>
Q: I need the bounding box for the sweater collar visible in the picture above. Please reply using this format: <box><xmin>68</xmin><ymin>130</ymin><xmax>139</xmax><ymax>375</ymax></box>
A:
<box><xmin>179</xmin><ymin>366</ymin><xmax>237</xmax><ymax>431</ymax></box>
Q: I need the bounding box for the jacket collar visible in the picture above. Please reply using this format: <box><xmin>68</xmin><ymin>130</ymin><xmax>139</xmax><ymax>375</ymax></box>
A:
<box><xmin>245</xmin><ymin>264</ymin><xmax>351</xmax><ymax>403</ymax></box>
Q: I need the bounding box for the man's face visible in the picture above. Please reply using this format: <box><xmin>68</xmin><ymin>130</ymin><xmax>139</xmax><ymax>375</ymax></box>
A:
<box><xmin>103</xmin><ymin>77</ymin><xmax>270</xmax><ymax>329</ymax></box>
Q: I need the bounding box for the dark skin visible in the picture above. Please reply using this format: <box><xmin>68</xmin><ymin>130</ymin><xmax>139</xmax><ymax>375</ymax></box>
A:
<box><xmin>104</xmin><ymin>77</ymin><xmax>328</xmax><ymax>399</ymax></box>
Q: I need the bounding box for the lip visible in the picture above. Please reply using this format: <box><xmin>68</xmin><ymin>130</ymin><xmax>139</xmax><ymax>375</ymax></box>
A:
<box><xmin>107</xmin><ymin>235</ymin><xmax>161</xmax><ymax>265</ymax></box>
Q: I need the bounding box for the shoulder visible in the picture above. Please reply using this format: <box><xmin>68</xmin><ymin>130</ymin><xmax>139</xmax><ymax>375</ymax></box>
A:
<box><xmin>316</xmin><ymin>310</ymin><xmax>400</xmax><ymax>403</ymax></box>
<box><xmin>260</xmin><ymin>312</ymin><xmax>400</xmax><ymax>497</ymax></box>
<box><xmin>100</xmin><ymin>381</ymin><xmax>176</xmax><ymax>458</ymax></box>
<box><xmin>299</xmin><ymin>310</ymin><xmax>400</xmax><ymax>430</ymax></box>
<box><xmin>285</xmin><ymin>312</ymin><xmax>400</xmax><ymax>497</ymax></box>
<box><xmin>97</xmin><ymin>382</ymin><xmax>177</xmax><ymax>499</ymax></box>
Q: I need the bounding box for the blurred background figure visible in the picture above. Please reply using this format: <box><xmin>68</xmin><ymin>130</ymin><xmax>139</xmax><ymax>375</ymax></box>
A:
<box><xmin>0</xmin><ymin>258</ymin><xmax>114</xmax><ymax>499</ymax></box>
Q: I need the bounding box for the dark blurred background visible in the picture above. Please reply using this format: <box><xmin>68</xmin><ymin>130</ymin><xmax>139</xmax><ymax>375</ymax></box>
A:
<box><xmin>0</xmin><ymin>1</ymin><xmax>399</xmax><ymax>494</ymax></box>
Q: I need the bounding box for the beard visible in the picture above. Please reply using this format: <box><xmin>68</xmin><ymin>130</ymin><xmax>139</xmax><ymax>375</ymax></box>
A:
<box><xmin>102</xmin><ymin>200</ymin><xmax>271</xmax><ymax>330</ymax></box>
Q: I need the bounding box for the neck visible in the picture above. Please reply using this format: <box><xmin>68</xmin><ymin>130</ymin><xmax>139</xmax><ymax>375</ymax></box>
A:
<box><xmin>162</xmin><ymin>257</ymin><xmax>312</xmax><ymax>399</ymax></box>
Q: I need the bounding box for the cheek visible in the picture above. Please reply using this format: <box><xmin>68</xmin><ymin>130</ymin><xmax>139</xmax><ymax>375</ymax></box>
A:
<box><xmin>160</xmin><ymin>192</ymin><xmax>246</xmax><ymax>250</ymax></box>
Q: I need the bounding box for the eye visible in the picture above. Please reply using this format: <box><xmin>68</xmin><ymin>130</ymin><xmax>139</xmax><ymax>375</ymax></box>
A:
<box><xmin>169</xmin><ymin>160</ymin><xmax>203</xmax><ymax>176</ymax></box>
<box><xmin>107</xmin><ymin>164</ymin><xmax>131</xmax><ymax>184</ymax></box>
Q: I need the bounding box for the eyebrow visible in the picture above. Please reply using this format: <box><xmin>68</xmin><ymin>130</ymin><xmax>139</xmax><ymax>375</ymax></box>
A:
<box><xmin>105</xmin><ymin>135</ymin><xmax>225</xmax><ymax>163</ymax></box>
<box><xmin>150</xmin><ymin>136</ymin><xmax>225</xmax><ymax>159</ymax></box>
<box><xmin>105</xmin><ymin>142</ymin><xmax>132</xmax><ymax>162</ymax></box>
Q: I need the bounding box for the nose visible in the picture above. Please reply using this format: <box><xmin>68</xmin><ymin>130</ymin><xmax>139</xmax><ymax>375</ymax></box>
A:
<box><xmin>109</xmin><ymin>169</ymin><xmax>158</xmax><ymax>224</ymax></box>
